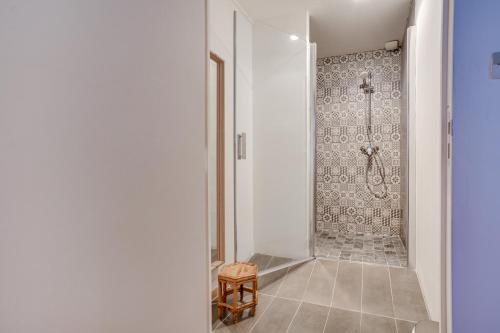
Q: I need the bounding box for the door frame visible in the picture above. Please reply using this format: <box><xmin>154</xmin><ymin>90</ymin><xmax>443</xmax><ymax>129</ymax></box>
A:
<box><xmin>210</xmin><ymin>51</ymin><xmax>226</xmax><ymax>264</ymax></box>
<box><xmin>443</xmin><ymin>0</ymin><xmax>454</xmax><ymax>331</ymax></box>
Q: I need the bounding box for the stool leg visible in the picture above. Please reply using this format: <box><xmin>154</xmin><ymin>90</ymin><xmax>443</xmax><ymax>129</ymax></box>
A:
<box><xmin>217</xmin><ymin>281</ymin><xmax>224</xmax><ymax>320</ymax></box>
<box><xmin>239</xmin><ymin>284</ymin><xmax>244</xmax><ymax>302</ymax></box>
<box><xmin>232</xmin><ymin>283</ymin><xmax>239</xmax><ymax>323</ymax></box>
<box><xmin>222</xmin><ymin>281</ymin><xmax>227</xmax><ymax>304</ymax></box>
<box><xmin>254</xmin><ymin>279</ymin><xmax>258</xmax><ymax>304</ymax></box>
<box><xmin>250</xmin><ymin>280</ymin><xmax>257</xmax><ymax>317</ymax></box>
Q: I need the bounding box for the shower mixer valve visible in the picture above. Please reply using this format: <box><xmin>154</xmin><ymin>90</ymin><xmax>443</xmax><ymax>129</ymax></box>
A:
<box><xmin>360</xmin><ymin>145</ymin><xmax>379</xmax><ymax>157</ymax></box>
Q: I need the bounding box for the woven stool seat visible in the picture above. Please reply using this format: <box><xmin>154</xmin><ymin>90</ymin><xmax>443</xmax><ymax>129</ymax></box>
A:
<box><xmin>219</xmin><ymin>262</ymin><xmax>258</xmax><ymax>281</ymax></box>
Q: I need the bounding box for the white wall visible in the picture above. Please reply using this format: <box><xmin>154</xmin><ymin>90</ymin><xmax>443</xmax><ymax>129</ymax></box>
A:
<box><xmin>0</xmin><ymin>1</ymin><xmax>209</xmax><ymax>332</ymax></box>
<box><xmin>235</xmin><ymin>10</ymin><xmax>255</xmax><ymax>261</ymax></box>
<box><xmin>414</xmin><ymin>0</ymin><xmax>445</xmax><ymax>323</ymax></box>
<box><xmin>252</xmin><ymin>10</ymin><xmax>310</xmax><ymax>259</ymax></box>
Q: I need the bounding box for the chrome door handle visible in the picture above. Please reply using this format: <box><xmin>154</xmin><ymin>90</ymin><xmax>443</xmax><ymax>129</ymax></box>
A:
<box><xmin>237</xmin><ymin>133</ymin><xmax>246</xmax><ymax>160</ymax></box>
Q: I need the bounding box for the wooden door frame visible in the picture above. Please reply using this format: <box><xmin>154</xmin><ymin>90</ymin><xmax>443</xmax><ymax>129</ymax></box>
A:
<box><xmin>210</xmin><ymin>52</ymin><xmax>225</xmax><ymax>263</ymax></box>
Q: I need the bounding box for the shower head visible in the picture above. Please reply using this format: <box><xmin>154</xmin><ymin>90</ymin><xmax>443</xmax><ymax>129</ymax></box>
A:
<box><xmin>359</xmin><ymin>71</ymin><xmax>374</xmax><ymax>93</ymax></box>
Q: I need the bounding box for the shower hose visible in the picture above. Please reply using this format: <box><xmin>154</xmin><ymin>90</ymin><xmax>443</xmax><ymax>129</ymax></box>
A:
<box><xmin>361</xmin><ymin>80</ymin><xmax>389</xmax><ymax>199</ymax></box>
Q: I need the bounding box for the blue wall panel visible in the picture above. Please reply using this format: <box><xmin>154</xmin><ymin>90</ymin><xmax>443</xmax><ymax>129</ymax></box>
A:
<box><xmin>453</xmin><ymin>0</ymin><xmax>500</xmax><ymax>331</ymax></box>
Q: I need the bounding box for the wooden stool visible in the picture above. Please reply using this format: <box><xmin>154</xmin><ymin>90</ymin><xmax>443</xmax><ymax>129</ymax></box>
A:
<box><xmin>217</xmin><ymin>262</ymin><xmax>258</xmax><ymax>323</ymax></box>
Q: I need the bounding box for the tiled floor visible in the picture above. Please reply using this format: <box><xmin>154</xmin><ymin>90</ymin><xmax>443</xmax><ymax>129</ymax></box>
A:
<box><xmin>213</xmin><ymin>257</ymin><xmax>428</xmax><ymax>333</ymax></box>
<box><xmin>314</xmin><ymin>232</ymin><xmax>408</xmax><ymax>267</ymax></box>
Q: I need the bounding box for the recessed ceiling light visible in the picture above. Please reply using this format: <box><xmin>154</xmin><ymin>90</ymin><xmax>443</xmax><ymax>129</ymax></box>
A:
<box><xmin>289</xmin><ymin>34</ymin><xmax>299</xmax><ymax>41</ymax></box>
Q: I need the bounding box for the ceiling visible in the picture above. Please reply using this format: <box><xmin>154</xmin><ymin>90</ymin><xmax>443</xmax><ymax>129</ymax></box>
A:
<box><xmin>237</xmin><ymin>0</ymin><xmax>412</xmax><ymax>58</ymax></box>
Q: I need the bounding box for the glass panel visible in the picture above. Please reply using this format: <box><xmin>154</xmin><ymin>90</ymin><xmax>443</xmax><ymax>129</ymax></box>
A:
<box><xmin>235</xmin><ymin>11</ymin><xmax>312</xmax><ymax>264</ymax></box>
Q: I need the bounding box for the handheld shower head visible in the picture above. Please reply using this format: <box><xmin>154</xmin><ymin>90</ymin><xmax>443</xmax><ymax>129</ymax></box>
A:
<box><xmin>359</xmin><ymin>71</ymin><xmax>374</xmax><ymax>93</ymax></box>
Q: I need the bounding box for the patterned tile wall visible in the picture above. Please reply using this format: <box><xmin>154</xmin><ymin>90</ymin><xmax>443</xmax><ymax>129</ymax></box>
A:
<box><xmin>315</xmin><ymin>48</ymin><xmax>403</xmax><ymax>236</ymax></box>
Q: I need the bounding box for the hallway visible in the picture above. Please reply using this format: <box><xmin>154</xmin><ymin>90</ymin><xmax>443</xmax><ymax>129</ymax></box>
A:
<box><xmin>214</xmin><ymin>258</ymin><xmax>428</xmax><ymax>333</ymax></box>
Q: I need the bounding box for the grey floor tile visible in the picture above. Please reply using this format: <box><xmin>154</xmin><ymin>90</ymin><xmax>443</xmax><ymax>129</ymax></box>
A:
<box><xmin>315</xmin><ymin>246</ymin><xmax>330</xmax><ymax>257</ymax></box>
<box><xmin>250</xmin><ymin>297</ymin><xmax>299</xmax><ymax>333</ymax></box>
<box><xmin>214</xmin><ymin>294</ymin><xmax>273</xmax><ymax>333</ymax></box>
<box><xmin>277</xmin><ymin>260</ymin><xmax>315</xmax><ymax>300</ymax></box>
<box><xmin>303</xmin><ymin>259</ymin><xmax>338</xmax><ymax>306</ymax></box>
<box><xmin>213</xmin><ymin>293</ymin><xmax>237</xmax><ymax>329</ymax></box>
<box><xmin>259</xmin><ymin>268</ymin><xmax>288</xmax><ymax>296</ymax></box>
<box><xmin>360</xmin><ymin>313</ymin><xmax>397</xmax><ymax>333</ymax></box>
<box><xmin>324</xmin><ymin>308</ymin><xmax>361</xmax><ymax>333</ymax></box>
<box><xmin>249</xmin><ymin>254</ymin><xmax>273</xmax><ymax>271</ymax></box>
<box><xmin>413</xmin><ymin>320</ymin><xmax>439</xmax><ymax>332</ymax></box>
<box><xmin>315</xmin><ymin>233</ymin><xmax>408</xmax><ymax>267</ymax></box>
<box><xmin>362</xmin><ymin>255</ymin><xmax>375</xmax><ymax>264</ymax></box>
<box><xmin>328</xmin><ymin>249</ymin><xmax>341</xmax><ymax>258</ymax></box>
<box><xmin>396</xmin><ymin>320</ymin><xmax>416</xmax><ymax>333</ymax></box>
<box><xmin>214</xmin><ymin>324</ymin><xmax>238</xmax><ymax>333</ymax></box>
<box><xmin>389</xmin><ymin>267</ymin><xmax>428</xmax><ymax>322</ymax></box>
<box><xmin>351</xmin><ymin>253</ymin><xmax>363</xmax><ymax>263</ymax></box>
<box><xmin>332</xmin><ymin>261</ymin><xmax>362</xmax><ymax>311</ymax></box>
<box><xmin>362</xmin><ymin>264</ymin><xmax>394</xmax><ymax>317</ymax></box>
<box><xmin>212</xmin><ymin>301</ymin><xmax>222</xmax><ymax>330</ymax></box>
<box><xmin>340</xmin><ymin>250</ymin><xmax>352</xmax><ymax>260</ymax></box>
<box><xmin>288</xmin><ymin>302</ymin><xmax>329</xmax><ymax>333</ymax></box>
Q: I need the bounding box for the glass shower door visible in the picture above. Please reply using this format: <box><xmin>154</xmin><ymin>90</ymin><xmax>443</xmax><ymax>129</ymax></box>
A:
<box><xmin>234</xmin><ymin>11</ymin><xmax>314</xmax><ymax>269</ymax></box>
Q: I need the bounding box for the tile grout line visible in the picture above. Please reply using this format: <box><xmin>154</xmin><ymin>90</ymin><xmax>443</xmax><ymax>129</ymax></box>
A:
<box><xmin>256</xmin><ymin>293</ymin><xmax>418</xmax><ymax>324</ymax></box>
<box><xmin>285</xmin><ymin>303</ymin><xmax>303</xmax><ymax>333</ymax></box>
<box><xmin>213</xmin><ymin>310</ymin><xmax>232</xmax><ymax>330</ymax></box>
<box><xmin>248</xmin><ymin>265</ymin><xmax>291</xmax><ymax>333</ymax></box>
<box><xmin>246</xmin><ymin>293</ymin><xmax>274</xmax><ymax>333</ymax></box>
<box><xmin>325</xmin><ymin>304</ymin><xmax>414</xmax><ymax>323</ymax></box>
<box><xmin>258</xmin><ymin>295</ymin><xmax>418</xmax><ymax>323</ymax></box>
<box><xmin>274</xmin><ymin>266</ymin><xmax>291</xmax><ymax>296</ymax></box>
<box><xmin>285</xmin><ymin>260</ymin><xmax>317</xmax><ymax>333</ymax></box>
<box><xmin>383</xmin><ymin>242</ymin><xmax>388</xmax><ymax>267</ymax></box>
<box><xmin>322</xmin><ymin>259</ymin><xmax>340</xmax><ymax>333</ymax></box>
<box><xmin>360</xmin><ymin>262</ymin><xmax>364</xmax><ymax>331</ymax></box>
<box><xmin>317</xmin><ymin>254</ymin><xmax>407</xmax><ymax>269</ymax></box>
<box><xmin>247</xmin><ymin>292</ymin><xmax>277</xmax><ymax>333</ymax></box>
<box><xmin>387</xmin><ymin>265</ymin><xmax>399</xmax><ymax>333</ymax></box>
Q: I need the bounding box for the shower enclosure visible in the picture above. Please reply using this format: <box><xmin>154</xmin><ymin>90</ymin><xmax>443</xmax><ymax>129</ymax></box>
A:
<box><xmin>229</xmin><ymin>8</ymin><xmax>411</xmax><ymax>271</ymax></box>
<box><xmin>314</xmin><ymin>48</ymin><xmax>408</xmax><ymax>267</ymax></box>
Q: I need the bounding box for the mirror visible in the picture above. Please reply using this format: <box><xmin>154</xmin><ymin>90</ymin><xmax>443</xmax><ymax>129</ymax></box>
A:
<box><xmin>208</xmin><ymin>52</ymin><xmax>225</xmax><ymax>267</ymax></box>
